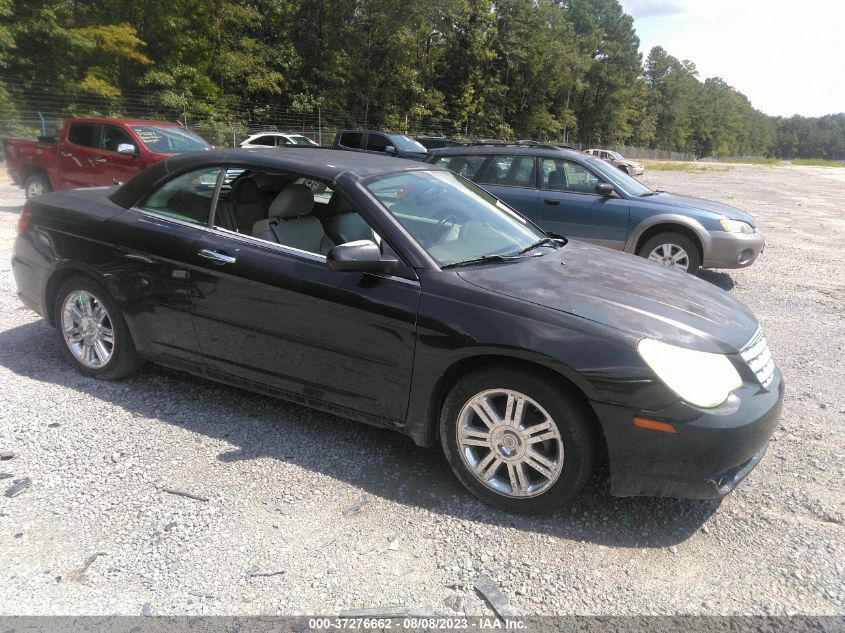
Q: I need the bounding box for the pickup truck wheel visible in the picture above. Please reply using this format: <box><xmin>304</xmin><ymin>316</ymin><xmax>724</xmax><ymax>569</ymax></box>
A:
<box><xmin>54</xmin><ymin>276</ymin><xmax>144</xmax><ymax>380</ymax></box>
<box><xmin>638</xmin><ymin>232</ymin><xmax>702</xmax><ymax>273</ymax></box>
<box><xmin>24</xmin><ymin>173</ymin><xmax>51</xmax><ymax>199</ymax></box>
<box><xmin>440</xmin><ymin>367</ymin><xmax>597</xmax><ymax>514</ymax></box>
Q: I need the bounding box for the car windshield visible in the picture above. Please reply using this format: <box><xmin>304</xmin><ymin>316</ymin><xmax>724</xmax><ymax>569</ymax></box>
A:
<box><xmin>364</xmin><ymin>170</ymin><xmax>549</xmax><ymax>267</ymax></box>
<box><xmin>388</xmin><ymin>135</ymin><xmax>428</xmax><ymax>153</ymax></box>
<box><xmin>586</xmin><ymin>157</ymin><xmax>652</xmax><ymax>196</ymax></box>
<box><xmin>131</xmin><ymin>125</ymin><xmax>211</xmax><ymax>153</ymax></box>
<box><xmin>289</xmin><ymin>135</ymin><xmax>317</xmax><ymax>146</ymax></box>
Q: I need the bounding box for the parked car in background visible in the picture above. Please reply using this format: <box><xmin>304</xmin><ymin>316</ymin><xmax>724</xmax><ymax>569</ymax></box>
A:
<box><xmin>4</xmin><ymin>118</ymin><xmax>211</xmax><ymax>198</ymax></box>
<box><xmin>332</xmin><ymin>130</ymin><xmax>428</xmax><ymax>160</ymax></box>
<box><xmin>585</xmin><ymin>148</ymin><xmax>645</xmax><ymax>175</ymax></box>
<box><xmin>427</xmin><ymin>144</ymin><xmax>765</xmax><ymax>273</ymax></box>
<box><xmin>240</xmin><ymin>132</ymin><xmax>319</xmax><ymax>148</ymax></box>
<box><xmin>415</xmin><ymin>136</ymin><xmax>461</xmax><ymax>150</ymax></box>
<box><xmin>12</xmin><ymin>148</ymin><xmax>782</xmax><ymax>512</ymax></box>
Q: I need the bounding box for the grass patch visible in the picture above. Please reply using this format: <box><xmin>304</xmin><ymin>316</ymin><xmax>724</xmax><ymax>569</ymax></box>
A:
<box><xmin>721</xmin><ymin>157</ymin><xmax>780</xmax><ymax>165</ymax></box>
<box><xmin>788</xmin><ymin>158</ymin><xmax>845</xmax><ymax>167</ymax></box>
<box><xmin>642</xmin><ymin>160</ymin><xmax>732</xmax><ymax>172</ymax></box>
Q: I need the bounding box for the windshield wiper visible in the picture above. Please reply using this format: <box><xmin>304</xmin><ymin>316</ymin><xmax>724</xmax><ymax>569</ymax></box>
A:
<box><xmin>442</xmin><ymin>252</ymin><xmax>541</xmax><ymax>269</ymax></box>
<box><xmin>517</xmin><ymin>236</ymin><xmax>560</xmax><ymax>255</ymax></box>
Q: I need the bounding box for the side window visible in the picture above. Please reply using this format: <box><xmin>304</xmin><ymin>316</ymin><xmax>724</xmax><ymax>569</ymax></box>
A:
<box><xmin>479</xmin><ymin>155</ymin><xmax>536</xmax><ymax>188</ymax></box>
<box><xmin>541</xmin><ymin>158</ymin><xmax>567</xmax><ymax>191</ymax></box>
<box><xmin>433</xmin><ymin>155</ymin><xmax>487</xmax><ymax>179</ymax></box>
<box><xmin>366</xmin><ymin>134</ymin><xmax>391</xmax><ymax>152</ymax></box>
<box><xmin>339</xmin><ymin>132</ymin><xmax>362</xmax><ymax>148</ymax></box>
<box><xmin>141</xmin><ymin>167</ymin><xmax>221</xmax><ymax>225</ymax></box>
<box><xmin>101</xmin><ymin>125</ymin><xmax>135</xmax><ymax>153</ymax></box>
<box><xmin>67</xmin><ymin>123</ymin><xmax>99</xmax><ymax>148</ymax></box>
<box><xmin>564</xmin><ymin>160</ymin><xmax>601</xmax><ymax>193</ymax></box>
<box><xmin>252</xmin><ymin>136</ymin><xmax>276</xmax><ymax>146</ymax></box>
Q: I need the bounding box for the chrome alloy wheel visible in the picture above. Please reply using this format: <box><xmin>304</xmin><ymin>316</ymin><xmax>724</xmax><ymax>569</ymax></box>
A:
<box><xmin>456</xmin><ymin>389</ymin><xmax>564</xmax><ymax>498</ymax></box>
<box><xmin>648</xmin><ymin>243</ymin><xmax>690</xmax><ymax>271</ymax></box>
<box><xmin>61</xmin><ymin>290</ymin><xmax>115</xmax><ymax>368</ymax></box>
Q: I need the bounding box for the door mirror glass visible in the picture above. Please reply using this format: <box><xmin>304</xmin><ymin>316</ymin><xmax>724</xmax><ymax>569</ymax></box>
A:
<box><xmin>117</xmin><ymin>143</ymin><xmax>138</xmax><ymax>155</ymax></box>
<box><xmin>327</xmin><ymin>240</ymin><xmax>396</xmax><ymax>274</ymax></box>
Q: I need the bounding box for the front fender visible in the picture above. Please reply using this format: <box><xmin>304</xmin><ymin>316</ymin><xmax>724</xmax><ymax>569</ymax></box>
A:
<box><xmin>624</xmin><ymin>214</ymin><xmax>711</xmax><ymax>255</ymax></box>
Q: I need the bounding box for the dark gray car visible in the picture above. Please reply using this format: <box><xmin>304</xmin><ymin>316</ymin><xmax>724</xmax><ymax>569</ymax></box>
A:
<box><xmin>426</xmin><ymin>145</ymin><xmax>765</xmax><ymax>273</ymax></box>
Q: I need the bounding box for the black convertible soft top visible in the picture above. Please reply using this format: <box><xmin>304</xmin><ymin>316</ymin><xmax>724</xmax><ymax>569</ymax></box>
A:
<box><xmin>109</xmin><ymin>147</ymin><xmax>442</xmax><ymax>209</ymax></box>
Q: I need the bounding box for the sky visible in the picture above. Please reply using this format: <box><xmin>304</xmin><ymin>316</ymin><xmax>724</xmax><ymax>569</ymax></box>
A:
<box><xmin>618</xmin><ymin>0</ymin><xmax>843</xmax><ymax>117</ymax></box>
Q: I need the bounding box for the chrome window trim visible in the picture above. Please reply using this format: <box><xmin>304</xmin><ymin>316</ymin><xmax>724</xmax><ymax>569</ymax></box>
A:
<box><xmin>210</xmin><ymin>225</ymin><xmax>328</xmax><ymax>263</ymax></box>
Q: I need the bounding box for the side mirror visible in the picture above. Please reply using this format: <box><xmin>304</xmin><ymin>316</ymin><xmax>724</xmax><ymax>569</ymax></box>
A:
<box><xmin>595</xmin><ymin>182</ymin><xmax>615</xmax><ymax>196</ymax></box>
<box><xmin>117</xmin><ymin>143</ymin><xmax>138</xmax><ymax>156</ymax></box>
<box><xmin>383</xmin><ymin>145</ymin><xmax>396</xmax><ymax>155</ymax></box>
<box><xmin>326</xmin><ymin>240</ymin><xmax>398</xmax><ymax>274</ymax></box>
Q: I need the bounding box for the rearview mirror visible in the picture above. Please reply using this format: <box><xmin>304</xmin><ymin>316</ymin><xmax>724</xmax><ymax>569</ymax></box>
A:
<box><xmin>595</xmin><ymin>183</ymin><xmax>615</xmax><ymax>196</ymax></box>
<box><xmin>326</xmin><ymin>240</ymin><xmax>398</xmax><ymax>274</ymax></box>
<box><xmin>117</xmin><ymin>143</ymin><xmax>138</xmax><ymax>156</ymax></box>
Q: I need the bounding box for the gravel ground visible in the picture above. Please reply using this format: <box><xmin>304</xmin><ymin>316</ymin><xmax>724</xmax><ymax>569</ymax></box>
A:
<box><xmin>0</xmin><ymin>164</ymin><xmax>842</xmax><ymax>616</ymax></box>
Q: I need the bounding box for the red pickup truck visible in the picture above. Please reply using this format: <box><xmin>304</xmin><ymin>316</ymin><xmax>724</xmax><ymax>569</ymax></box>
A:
<box><xmin>4</xmin><ymin>117</ymin><xmax>212</xmax><ymax>198</ymax></box>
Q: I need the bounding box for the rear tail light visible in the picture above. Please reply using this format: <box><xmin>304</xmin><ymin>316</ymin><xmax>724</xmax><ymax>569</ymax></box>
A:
<box><xmin>16</xmin><ymin>209</ymin><xmax>33</xmax><ymax>235</ymax></box>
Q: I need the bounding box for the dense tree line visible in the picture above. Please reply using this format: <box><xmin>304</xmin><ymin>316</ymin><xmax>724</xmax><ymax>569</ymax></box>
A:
<box><xmin>0</xmin><ymin>0</ymin><xmax>842</xmax><ymax>159</ymax></box>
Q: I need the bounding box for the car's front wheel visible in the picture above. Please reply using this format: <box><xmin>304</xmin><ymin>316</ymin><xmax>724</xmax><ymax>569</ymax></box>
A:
<box><xmin>637</xmin><ymin>231</ymin><xmax>702</xmax><ymax>274</ymax></box>
<box><xmin>54</xmin><ymin>276</ymin><xmax>144</xmax><ymax>379</ymax></box>
<box><xmin>440</xmin><ymin>367</ymin><xmax>597</xmax><ymax>514</ymax></box>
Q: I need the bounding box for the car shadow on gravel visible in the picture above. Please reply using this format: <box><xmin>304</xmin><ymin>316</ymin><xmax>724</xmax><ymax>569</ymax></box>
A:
<box><xmin>698</xmin><ymin>270</ymin><xmax>735</xmax><ymax>291</ymax></box>
<box><xmin>0</xmin><ymin>203</ymin><xmax>23</xmax><ymax>215</ymax></box>
<box><xmin>0</xmin><ymin>320</ymin><xmax>719</xmax><ymax>548</ymax></box>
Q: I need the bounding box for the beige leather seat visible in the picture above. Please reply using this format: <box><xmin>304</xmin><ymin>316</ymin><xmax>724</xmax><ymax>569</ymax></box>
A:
<box><xmin>252</xmin><ymin>184</ymin><xmax>335</xmax><ymax>255</ymax></box>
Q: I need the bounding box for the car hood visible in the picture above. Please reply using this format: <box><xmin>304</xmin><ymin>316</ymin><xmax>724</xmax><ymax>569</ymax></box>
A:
<box><xmin>457</xmin><ymin>241</ymin><xmax>759</xmax><ymax>354</ymax></box>
<box><xmin>646</xmin><ymin>192</ymin><xmax>756</xmax><ymax>226</ymax></box>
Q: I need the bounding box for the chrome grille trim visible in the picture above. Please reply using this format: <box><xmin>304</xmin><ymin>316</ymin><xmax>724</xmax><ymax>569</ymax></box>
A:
<box><xmin>741</xmin><ymin>327</ymin><xmax>775</xmax><ymax>389</ymax></box>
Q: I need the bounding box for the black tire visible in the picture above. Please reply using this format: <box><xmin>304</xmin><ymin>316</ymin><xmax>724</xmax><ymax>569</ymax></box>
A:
<box><xmin>618</xmin><ymin>165</ymin><xmax>630</xmax><ymax>175</ymax></box>
<box><xmin>24</xmin><ymin>173</ymin><xmax>52</xmax><ymax>199</ymax></box>
<box><xmin>53</xmin><ymin>276</ymin><xmax>144</xmax><ymax>380</ymax></box>
<box><xmin>440</xmin><ymin>367</ymin><xmax>598</xmax><ymax>514</ymax></box>
<box><xmin>637</xmin><ymin>231</ymin><xmax>702</xmax><ymax>274</ymax></box>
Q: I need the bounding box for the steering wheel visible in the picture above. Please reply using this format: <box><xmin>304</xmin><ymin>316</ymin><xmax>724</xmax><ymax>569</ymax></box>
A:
<box><xmin>425</xmin><ymin>213</ymin><xmax>459</xmax><ymax>246</ymax></box>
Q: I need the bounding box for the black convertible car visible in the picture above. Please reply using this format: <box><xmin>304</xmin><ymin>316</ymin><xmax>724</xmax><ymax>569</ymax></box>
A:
<box><xmin>11</xmin><ymin>148</ymin><xmax>783</xmax><ymax>513</ymax></box>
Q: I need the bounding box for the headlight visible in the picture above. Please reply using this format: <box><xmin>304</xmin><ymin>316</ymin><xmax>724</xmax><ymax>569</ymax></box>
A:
<box><xmin>637</xmin><ymin>338</ymin><xmax>743</xmax><ymax>408</ymax></box>
<box><xmin>719</xmin><ymin>218</ymin><xmax>754</xmax><ymax>234</ymax></box>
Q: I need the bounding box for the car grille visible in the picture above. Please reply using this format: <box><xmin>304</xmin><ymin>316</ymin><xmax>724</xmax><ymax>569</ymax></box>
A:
<box><xmin>741</xmin><ymin>327</ymin><xmax>775</xmax><ymax>389</ymax></box>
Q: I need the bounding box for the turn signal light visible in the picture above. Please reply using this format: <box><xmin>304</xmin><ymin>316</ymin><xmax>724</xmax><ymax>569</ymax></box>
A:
<box><xmin>633</xmin><ymin>417</ymin><xmax>677</xmax><ymax>434</ymax></box>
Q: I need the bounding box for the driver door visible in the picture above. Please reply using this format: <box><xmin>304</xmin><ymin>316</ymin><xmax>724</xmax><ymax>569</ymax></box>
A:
<box><xmin>188</xmin><ymin>168</ymin><xmax>421</xmax><ymax>424</ymax></box>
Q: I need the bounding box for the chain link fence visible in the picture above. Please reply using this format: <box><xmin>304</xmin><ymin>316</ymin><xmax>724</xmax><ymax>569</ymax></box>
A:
<box><xmin>1</xmin><ymin>77</ymin><xmax>704</xmax><ymax>160</ymax></box>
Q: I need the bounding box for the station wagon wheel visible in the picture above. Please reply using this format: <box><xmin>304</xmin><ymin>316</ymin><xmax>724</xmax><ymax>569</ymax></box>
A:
<box><xmin>440</xmin><ymin>367</ymin><xmax>597</xmax><ymax>514</ymax></box>
<box><xmin>54</xmin><ymin>276</ymin><xmax>144</xmax><ymax>380</ymax></box>
<box><xmin>637</xmin><ymin>231</ymin><xmax>702</xmax><ymax>274</ymax></box>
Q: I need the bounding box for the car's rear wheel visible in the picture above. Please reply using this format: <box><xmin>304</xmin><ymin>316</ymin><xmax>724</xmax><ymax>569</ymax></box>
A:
<box><xmin>54</xmin><ymin>276</ymin><xmax>144</xmax><ymax>379</ymax></box>
<box><xmin>24</xmin><ymin>173</ymin><xmax>51</xmax><ymax>199</ymax></box>
<box><xmin>637</xmin><ymin>231</ymin><xmax>702</xmax><ymax>274</ymax></box>
<box><xmin>440</xmin><ymin>367</ymin><xmax>597</xmax><ymax>514</ymax></box>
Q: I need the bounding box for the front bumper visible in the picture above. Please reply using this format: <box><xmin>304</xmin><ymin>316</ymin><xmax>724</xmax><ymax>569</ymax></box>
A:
<box><xmin>591</xmin><ymin>368</ymin><xmax>784</xmax><ymax>499</ymax></box>
<box><xmin>703</xmin><ymin>229</ymin><xmax>765</xmax><ymax>269</ymax></box>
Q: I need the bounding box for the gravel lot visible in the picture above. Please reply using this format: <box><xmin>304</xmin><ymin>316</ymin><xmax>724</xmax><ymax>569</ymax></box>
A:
<box><xmin>0</xmin><ymin>164</ymin><xmax>842</xmax><ymax>617</ymax></box>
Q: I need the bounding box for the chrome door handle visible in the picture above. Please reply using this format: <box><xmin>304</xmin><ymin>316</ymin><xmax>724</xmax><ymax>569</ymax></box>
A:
<box><xmin>198</xmin><ymin>248</ymin><xmax>236</xmax><ymax>265</ymax></box>
<box><xmin>543</xmin><ymin>198</ymin><xmax>560</xmax><ymax>206</ymax></box>
<box><xmin>94</xmin><ymin>157</ymin><xmax>107</xmax><ymax>163</ymax></box>
<box><xmin>60</xmin><ymin>151</ymin><xmax>73</xmax><ymax>157</ymax></box>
